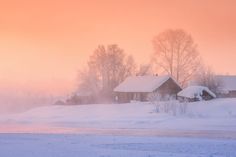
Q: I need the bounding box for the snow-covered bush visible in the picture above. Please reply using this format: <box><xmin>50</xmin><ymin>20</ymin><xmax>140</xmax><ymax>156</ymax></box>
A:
<box><xmin>148</xmin><ymin>92</ymin><xmax>161</xmax><ymax>112</ymax></box>
<box><xmin>179</xmin><ymin>101</ymin><xmax>188</xmax><ymax>114</ymax></box>
<box><xmin>161</xmin><ymin>100</ymin><xmax>188</xmax><ymax>116</ymax></box>
<box><xmin>148</xmin><ymin>92</ymin><xmax>188</xmax><ymax>116</ymax></box>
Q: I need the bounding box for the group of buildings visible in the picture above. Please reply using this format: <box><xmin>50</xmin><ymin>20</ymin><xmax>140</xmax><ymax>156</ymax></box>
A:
<box><xmin>113</xmin><ymin>75</ymin><xmax>236</xmax><ymax>103</ymax></box>
<box><xmin>64</xmin><ymin>74</ymin><xmax>236</xmax><ymax>105</ymax></box>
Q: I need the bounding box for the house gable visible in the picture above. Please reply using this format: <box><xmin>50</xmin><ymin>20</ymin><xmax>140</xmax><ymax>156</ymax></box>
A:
<box><xmin>154</xmin><ymin>78</ymin><xmax>182</xmax><ymax>98</ymax></box>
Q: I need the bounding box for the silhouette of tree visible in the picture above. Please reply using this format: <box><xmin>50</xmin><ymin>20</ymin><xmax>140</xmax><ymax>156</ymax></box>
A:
<box><xmin>152</xmin><ymin>29</ymin><xmax>200</xmax><ymax>86</ymax></box>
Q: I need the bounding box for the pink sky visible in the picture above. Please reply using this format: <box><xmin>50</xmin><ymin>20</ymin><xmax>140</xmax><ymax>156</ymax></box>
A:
<box><xmin>0</xmin><ymin>0</ymin><xmax>236</xmax><ymax>95</ymax></box>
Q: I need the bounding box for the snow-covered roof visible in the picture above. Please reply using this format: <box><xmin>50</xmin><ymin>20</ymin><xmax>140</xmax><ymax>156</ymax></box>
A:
<box><xmin>177</xmin><ymin>86</ymin><xmax>216</xmax><ymax>99</ymax></box>
<box><xmin>114</xmin><ymin>75</ymin><xmax>180</xmax><ymax>92</ymax></box>
<box><xmin>216</xmin><ymin>75</ymin><xmax>236</xmax><ymax>91</ymax></box>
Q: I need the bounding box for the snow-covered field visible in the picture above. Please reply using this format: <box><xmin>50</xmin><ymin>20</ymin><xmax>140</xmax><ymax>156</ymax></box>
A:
<box><xmin>0</xmin><ymin>98</ymin><xmax>236</xmax><ymax>157</ymax></box>
<box><xmin>0</xmin><ymin>98</ymin><xmax>236</xmax><ymax>133</ymax></box>
<box><xmin>0</xmin><ymin>134</ymin><xmax>236</xmax><ymax>157</ymax></box>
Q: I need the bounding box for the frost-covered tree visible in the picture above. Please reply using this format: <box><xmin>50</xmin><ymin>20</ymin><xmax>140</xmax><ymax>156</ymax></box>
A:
<box><xmin>152</xmin><ymin>29</ymin><xmax>200</xmax><ymax>87</ymax></box>
<box><xmin>77</xmin><ymin>67</ymin><xmax>100</xmax><ymax>95</ymax></box>
<box><xmin>136</xmin><ymin>64</ymin><xmax>153</xmax><ymax>76</ymax></box>
<box><xmin>194</xmin><ymin>65</ymin><xmax>222</xmax><ymax>94</ymax></box>
<box><xmin>78</xmin><ymin>44</ymin><xmax>136</xmax><ymax>102</ymax></box>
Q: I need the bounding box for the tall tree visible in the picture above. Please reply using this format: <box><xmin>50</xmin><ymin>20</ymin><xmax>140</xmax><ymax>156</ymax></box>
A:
<box><xmin>152</xmin><ymin>29</ymin><xmax>200</xmax><ymax>86</ymax></box>
<box><xmin>78</xmin><ymin>44</ymin><xmax>136</xmax><ymax>101</ymax></box>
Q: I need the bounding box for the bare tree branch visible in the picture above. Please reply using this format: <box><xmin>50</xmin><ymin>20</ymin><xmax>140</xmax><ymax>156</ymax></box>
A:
<box><xmin>152</xmin><ymin>29</ymin><xmax>200</xmax><ymax>87</ymax></box>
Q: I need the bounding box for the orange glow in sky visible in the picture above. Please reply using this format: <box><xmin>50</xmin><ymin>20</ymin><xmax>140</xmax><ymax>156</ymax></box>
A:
<box><xmin>0</xmin><ymin>0</ymin><xmax>236</xmax><ymax>95</ymax></box>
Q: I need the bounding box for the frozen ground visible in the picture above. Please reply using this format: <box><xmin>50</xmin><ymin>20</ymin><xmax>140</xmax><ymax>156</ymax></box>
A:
<box><xmin>0</xmin><ymin>98</ymin><xmax>236</xmax><ymax>134</ymax></box>
<box><xmin>0</xmin><ymin>98</ymin><xmax>236</xmax><ymax>156</ymax></box>
<box><xmin>0</xmin><ymin>134</ymin><xmax>236</xmax><ymax>157</ymax></box>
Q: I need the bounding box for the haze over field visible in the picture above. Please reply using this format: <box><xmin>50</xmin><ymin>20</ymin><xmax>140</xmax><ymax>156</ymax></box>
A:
<box><xmin>1</xmin><ymin>1</ymin><xmax>236</xmax><ymax>156</ymax></box>
<box><xmin>0</xmin><ymin>0</ymin><xmax>236</xmax><ymax>109</ymax></box>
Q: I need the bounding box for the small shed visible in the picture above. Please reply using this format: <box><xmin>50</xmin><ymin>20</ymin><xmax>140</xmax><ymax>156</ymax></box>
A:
<box><xmin>113</xmin><ymin>75</ymin><xmax>182</xmax><ymax>103</ymax></box>
<box><xmin>177</xmin><ymin>86</ymin><xmax>216</xmax><ymax>102</ymax></box>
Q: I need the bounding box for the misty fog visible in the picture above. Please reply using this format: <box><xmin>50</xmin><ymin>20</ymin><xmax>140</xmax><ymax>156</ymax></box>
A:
<box><xmin>0</xmin><ymin>88</ymin><xmax>63</xmax><ymax>114</ymax></box>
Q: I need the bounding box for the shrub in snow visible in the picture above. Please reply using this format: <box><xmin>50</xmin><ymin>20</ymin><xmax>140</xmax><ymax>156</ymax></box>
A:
<box><xmin>148</xmin><ymin>92</ymin><xmax>161</xmax><ymax>112</ymax></box>
<box><xmin>162</xmin><ymin>101</ymin><xmax>188</xmax><ymax>116</ymax></box>
<box><xmin>179</xmin><ymin>101</ymin><xmax>188</xmax><ymax>114</ymax></box>
<box><xmin>148</xmin><ymin>92</ymin><xmax>188</xmax><ymax>116</ymax></box>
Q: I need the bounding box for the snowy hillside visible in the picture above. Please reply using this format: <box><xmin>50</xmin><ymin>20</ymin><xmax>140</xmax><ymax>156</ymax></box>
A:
<box><xmin>0</xmin><ymin>98</ymin><xmax>236</xmax><ymax>157</ymax></box>
<box><xmin>0</xmin><ymin>98</ymin><xmax>236</xmax><ymax>134</ymax></box>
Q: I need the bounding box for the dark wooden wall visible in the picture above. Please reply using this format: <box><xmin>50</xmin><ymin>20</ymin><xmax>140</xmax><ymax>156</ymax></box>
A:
<box><xmin>154</xmin><ymin>78</ymin><xmax>182</xmax><ymax>100</ymax></box>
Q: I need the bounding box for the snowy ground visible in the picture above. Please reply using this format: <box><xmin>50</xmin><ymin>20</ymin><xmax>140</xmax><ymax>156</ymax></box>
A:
<box><xmin>0</xmin><ymin>134</ymin><xmax>236</xmax><ymax>157</ymax></box>
<box><xmin>0</xmin><ymin>98</ymin><xmax>236</xmax><ymax>133</ymax></box>
<box><xmin>0</xmin><ymin>98</ymin><xmax>236</xmax><ymax>156</ymax></box>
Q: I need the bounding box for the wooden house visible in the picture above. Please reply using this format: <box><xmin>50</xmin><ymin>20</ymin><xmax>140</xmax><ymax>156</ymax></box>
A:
<box><xmin>113</xmin><ymin>75</ymin><xmax>182</xmax><ymax>103</ymax></box>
